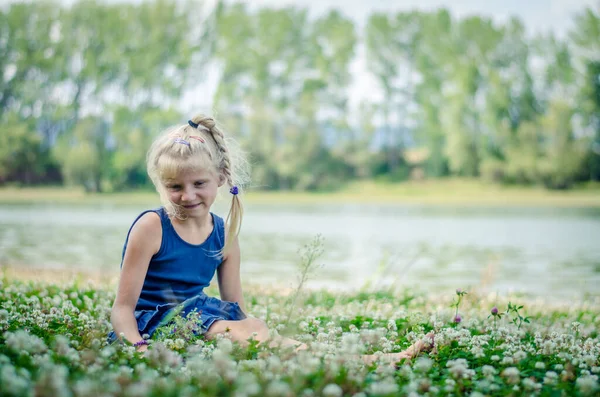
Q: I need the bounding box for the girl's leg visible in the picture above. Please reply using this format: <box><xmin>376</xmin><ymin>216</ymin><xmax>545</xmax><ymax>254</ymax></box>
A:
<box><xmin>361</xmin><ymin>332</ymin><xmax>435</xmax><ymax>365</ymax></box>
<box><xmin>206</xmin><ymin>318</ymin><xmax>434</xmax><ymax>364</ymax></box>
<box><xmin>206</xmin><ymin>317</ymin><xmax>307</xmax><ymax>350</ymax></box>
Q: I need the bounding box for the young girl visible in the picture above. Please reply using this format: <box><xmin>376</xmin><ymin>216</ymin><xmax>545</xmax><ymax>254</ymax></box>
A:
<box><xmin>110</xmin><ymin>114</ymin><xmax>433</xmax><ymax>364</ymax></box>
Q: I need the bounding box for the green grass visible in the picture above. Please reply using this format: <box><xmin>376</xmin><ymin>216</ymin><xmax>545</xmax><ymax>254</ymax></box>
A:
<box><xmin>1</xmin><ymin>179</ymin><xmax>599</xmax><ymax>207</ymax></box>
<box><xmin>1</xmin><ymin>277</ymin><xmax>598</xmax><ymax>396</ymax></box>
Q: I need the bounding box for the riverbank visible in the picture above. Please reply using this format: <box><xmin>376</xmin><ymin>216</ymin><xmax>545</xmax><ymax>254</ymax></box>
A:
<box><xmin>1</xmin><ymin>179</ymin><xmax>599</xmax><ymax>207</ymax></box>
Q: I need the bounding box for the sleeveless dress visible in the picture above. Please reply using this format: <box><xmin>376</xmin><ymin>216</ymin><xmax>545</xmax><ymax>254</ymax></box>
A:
<box><xmin>108</xmin><ymin>207</ymin><xmax>246</xmax><ymax>343</ymax></box>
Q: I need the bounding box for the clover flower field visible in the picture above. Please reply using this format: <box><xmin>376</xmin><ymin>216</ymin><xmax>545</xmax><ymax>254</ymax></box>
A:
<box><xmin>1</xmin><ymin>278</ymin><xmax>599</xmax><ymax>396</ymax></box>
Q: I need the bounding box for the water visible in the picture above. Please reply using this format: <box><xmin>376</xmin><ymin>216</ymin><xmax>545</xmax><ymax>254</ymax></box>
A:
<box><xmin>1</xmin><ymin>202</ymin><xmax>599</xmax><ymax>300</ymax></box>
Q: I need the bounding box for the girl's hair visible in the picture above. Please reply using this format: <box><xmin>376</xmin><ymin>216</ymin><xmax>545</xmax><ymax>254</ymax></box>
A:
<box><xmin>147</xmin><ymin>114</ymin><xmax>249</xmax><ymax>257</ymax></box>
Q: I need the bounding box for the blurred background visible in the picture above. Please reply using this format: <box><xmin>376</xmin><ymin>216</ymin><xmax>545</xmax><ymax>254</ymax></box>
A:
<box><xmin>0</xmin><ymin>0</ymin><xmax>599</xmax><ymax>300</ymax></box>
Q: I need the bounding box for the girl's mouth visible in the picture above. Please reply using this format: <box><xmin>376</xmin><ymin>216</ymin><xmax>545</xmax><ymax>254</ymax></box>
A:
<box><xmin>183</xmin><ymin>203</ymin><xmax>200</xmax><ymax>209</ymax></box>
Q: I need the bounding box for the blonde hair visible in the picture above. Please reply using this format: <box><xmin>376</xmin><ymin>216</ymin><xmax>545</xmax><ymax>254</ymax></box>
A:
<box><xmin>147</xmin><ymin>114</ymin><xmax>249</xmax><ymax>257</ymax></box>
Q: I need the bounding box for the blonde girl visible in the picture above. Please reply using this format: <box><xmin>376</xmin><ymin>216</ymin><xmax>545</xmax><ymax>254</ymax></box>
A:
<box><xmin>110</xmin><ymin>114</ymin><xmax>432</xmax><ymax>363</ymax></box>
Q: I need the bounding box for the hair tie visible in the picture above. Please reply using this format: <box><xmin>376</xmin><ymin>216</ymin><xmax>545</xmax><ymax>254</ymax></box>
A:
<box><xmin>189</xmin><ymin>135</ymin><xmax>205</xmax><ymax>143</ymax></box>
<box><xmin>173</xmin><ymin>137</ymin><xmax>190</xmax><ymax>146</ymax></box>
<box><xmin>188</xmin><ymin>120</ymin><xmax>199</xmax><ymax>129</ymax></box>
<box><xmin>229</xmin><ymin>186</ymin><xmax>239</xmax><ymax>195</ymax></box>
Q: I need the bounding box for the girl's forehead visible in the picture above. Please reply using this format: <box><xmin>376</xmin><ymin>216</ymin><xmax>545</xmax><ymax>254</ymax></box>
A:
<box><xmin>165</xmin><ymin>168</ymin><xmax>217</xmax><ymax>182</ymax></box>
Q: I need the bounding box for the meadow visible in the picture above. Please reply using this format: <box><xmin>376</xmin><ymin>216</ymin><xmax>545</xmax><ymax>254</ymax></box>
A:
<box><xmin>1</xmin><ymin>273</ymin><xmax>599</xmax><ymax>396</ymax></box>
<box><xmin>1</xmin><ymin>183</ymin><xmax>599</xmax><ymax>395</ymax></box>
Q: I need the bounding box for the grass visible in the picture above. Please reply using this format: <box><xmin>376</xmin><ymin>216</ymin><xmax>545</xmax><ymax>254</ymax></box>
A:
<box><xmin>1</xmin><ymin>276</ymin><xmax>599</xmax><ymax>396</ymax></box>
<box><xmin>1</xmin><ymin>179</ymin><xmax>599</xmax><ymax>207</ymax></box>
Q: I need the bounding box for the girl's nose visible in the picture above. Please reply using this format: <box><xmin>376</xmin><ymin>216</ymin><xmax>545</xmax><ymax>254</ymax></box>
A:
<box><xmin>181</xmin><ymin>186</ymin><xmax>194</xmax><ymax>201</ymax></box>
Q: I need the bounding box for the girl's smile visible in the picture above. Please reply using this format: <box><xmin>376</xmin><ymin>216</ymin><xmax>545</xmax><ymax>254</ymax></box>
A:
<box><xmin>163</xmin><ymin>168</ymin><xmax>223</xmax><ymax>218</ymax></box>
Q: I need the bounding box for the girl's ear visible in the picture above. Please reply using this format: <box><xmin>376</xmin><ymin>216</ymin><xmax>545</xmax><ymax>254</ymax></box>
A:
<box><xmin>218</xmin><ymin>173</ymin><xmax>226</xmax><ymax>187</ymax></box>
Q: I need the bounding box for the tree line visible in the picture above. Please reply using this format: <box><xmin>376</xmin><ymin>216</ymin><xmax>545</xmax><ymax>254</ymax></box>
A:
<box><xmin>1</xmin><ymin>0</ymin><xmax>599</xmax><ymax>192</ymax></box>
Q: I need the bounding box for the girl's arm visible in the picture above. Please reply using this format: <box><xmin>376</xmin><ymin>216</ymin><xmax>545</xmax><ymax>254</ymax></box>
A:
<box><xmin>216</xmin><ymin>235</ymin><xmax>245</xmax><ymax>311</ymax></box>
<box><xmin>110</xmin><ymin>212</ymin><xmax>161</xmax><ymax>349</ymax></box>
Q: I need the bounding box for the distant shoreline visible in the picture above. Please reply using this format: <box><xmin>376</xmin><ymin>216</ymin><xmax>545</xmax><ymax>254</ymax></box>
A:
<box><xmin>0</xmin><ymin>179</ymin><xmax>599</xmax><ymax>208</ymax></box>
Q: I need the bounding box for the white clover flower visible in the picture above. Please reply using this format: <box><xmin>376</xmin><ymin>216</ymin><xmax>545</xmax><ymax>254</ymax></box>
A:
<box><xmin>576</xmin><ymin>375</ymin><xmax>599</xmax><ymax>396</ymax></box>
<box><xmin>1</xmin><ymin>364</ymin><xmax>29</xmax><ymax>396</ymax></box>
<box><xmin>500</xmin><ymin>356</ymin><xmax>514</xmax><ymax>365</ymax></box>
<box><xmin>217</xmin><ymin>337</ymin><xmax>233</xmax><ymax>354</ymax></box>
<box><xmin>367</xmin><ymin>380</ymin><xmax>399</xmax><ymax>395</ymax></box>
<box><xmin>513</xmin><ymin>350</ymin><xmax>527</xmax><ymax>361</ymax></box>
<box><xmin>535</xmin><ymin>361</ymin><xmax>545</xmax><ymax>369</ymax></box>
<box><xmin>522</xmin><ymin>377</ymin><xmax>541</xmax><ymax>391</ymax></box>
<box><xmin>298</xmin><ymin>321</ymin><xmax>308</xmax><ymax>331</ymax></box>
<box><xmin>265</xmin><ymin>380</ymin><xmax>291</xmax><ymax>397</ymax></box>
<box><xmin>414</xmin><ymin>357</ymin><xmax>433</xmax><ymax>373</ymax></box>
<box><xmin>482</xmin><ymin>365</ymin><xmax>496</xmax><ymax>377</ymax></box>
<box><xmin>582</xmin><ymin>355</ymin><xmax>596</xmax><ymax>367</ymax></box>
<box><xmin>235</xmin><ymin>372</ymin><xmax>260</xmax><ymax>396</ymax></box>
<box><xmin>444</xmin><ymin>378</ymin><xmax>456</xmax><ymax>392</ymax></box>
<box><xmin>387</xmin><ymin>319</ymin><xmax>397</xmax><ymax>331</ymax></box>
<box><xmin>4</xmin><ymin>330</ymin><xmax>48</xmax><ymax>355</ymax></box>
<box><xmin>543</xmin><ymin>371</ymin><xmax>559</xmax><ymax>385</ymax></box>
<box><xmin>322</xmin><ymin>383</ymin><xmax>343</xmax><ymax>397</ymax></box>
<box><xmin>501</xmin><ymin>367</ymin><xmax>520</xmax><ymax>385</ymax></box>
<box><xmin>490</xmin><ymin>355</ymin><xmax>500</xmax><ymax>361</ymax></box>
<box><xmin>470</xmin><ymin>392</ymin><xmax>486</xmax><ymax>397</ymax></box>
<box><xmin>125</xmin><ymin>382</ymin><xmax>152</xmax><ymax>397</ymax></box>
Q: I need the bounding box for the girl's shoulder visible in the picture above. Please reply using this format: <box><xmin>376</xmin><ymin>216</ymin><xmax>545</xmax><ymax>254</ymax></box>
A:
<box><xmin>125</xmin><ymin>210</ymin><xmax>163</xmax><ymax>256</ymax></box>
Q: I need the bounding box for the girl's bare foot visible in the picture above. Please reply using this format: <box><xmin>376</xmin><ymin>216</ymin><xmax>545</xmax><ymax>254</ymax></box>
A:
<box><xmin>361</xmin><ymin>332</ymin><xmax>436</xmax><ymax>367</ymax></box>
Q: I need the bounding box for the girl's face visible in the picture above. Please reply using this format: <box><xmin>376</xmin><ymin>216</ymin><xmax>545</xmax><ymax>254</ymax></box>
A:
<box><xmin>163</xmin><ymin>167</ymin><xmax>223</xmax><ymax>219</ymax></box>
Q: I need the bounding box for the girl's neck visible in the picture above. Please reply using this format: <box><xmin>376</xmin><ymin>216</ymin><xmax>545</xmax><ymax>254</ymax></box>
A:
<box><xmin>172</xmin><ymin>212</ymin><xmax>212</xmax><ymax>229</ymax></box>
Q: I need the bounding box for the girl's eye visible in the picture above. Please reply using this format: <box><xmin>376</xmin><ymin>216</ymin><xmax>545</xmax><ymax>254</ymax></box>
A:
<box><xmin>194</xmin><ymin>181</ymin><xmax>205</xmax><ymax>187</ymax></box>
<box><xmin>168</xmin><ymin>185</ymin><xmax>181</xmax><ymax>191</ymax></box>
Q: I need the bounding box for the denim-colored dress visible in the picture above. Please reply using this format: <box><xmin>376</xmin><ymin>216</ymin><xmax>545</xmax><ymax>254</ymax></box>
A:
<box><xmin>108</xmin><ymin>207</ymin><xmax>246</xmax><ymax>342</ymax></box>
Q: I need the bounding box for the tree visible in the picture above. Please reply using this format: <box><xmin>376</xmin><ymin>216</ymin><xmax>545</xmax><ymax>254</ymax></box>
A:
<box><xmin>53</xmin><ymin>117</ymin><xmax>108</xmax><ymax>192</ymax></box>
<box><xmin>569</xmin><ymin>4</ymin><xmax>600</xmax><ymax>181</ymax></box>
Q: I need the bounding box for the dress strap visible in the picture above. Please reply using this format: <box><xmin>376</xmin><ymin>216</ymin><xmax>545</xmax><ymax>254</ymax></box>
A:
<box><xmin>119</xmin><ymin>208</ymin><xmax>164</xmax><ymax>267</ymax></box>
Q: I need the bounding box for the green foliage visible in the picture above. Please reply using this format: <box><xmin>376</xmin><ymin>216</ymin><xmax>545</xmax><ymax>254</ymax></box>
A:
<box><xmin>1</xmin><ymin>1</ymin><xmax>599</xmax><ymax>191</ymax></box>
<box><xmin>0</xmin><ymin>114</ymin><xmax>55</xmax><ymax>184</ymax></box>
<box><xmin>1</xmin><ymin>278</ymin><xmax>598</xmax><ymax>396</ymax></box>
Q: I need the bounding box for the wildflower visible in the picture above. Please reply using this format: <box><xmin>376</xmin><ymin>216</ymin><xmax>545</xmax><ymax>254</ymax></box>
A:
<box><xmin>576</xmin><ymin>375</ymin><xmax>599</xmax><ymax>396</ymax></box>
<box><xmin>322</xmin><ymin>384</ymin><xmax>343</xmax><ymax>397</ymax></box>
<box><xmin>491</xmin><ymin>306</ymin><xmax>498</xmax><ymax>315</ymax></box>
<box><xmin>535</xmin><ymin>362</ymin><xmax>545</xmax><ymax>370</ymax></box>
<box><xmin>367</xmin><ymin>380</ymin><xmax>399</xmax><ymax>395</ymax></box>
<box><xmin>501</xmin><ymin>367</ymin><xmax>520</xmax><ymax>385</ymax></box>
<box><xmin>544</xmin><ymin>371</ymin><xmax>558</xmax><ymax>385</ymax></box>
<box><xmin>414</xmin><ymin>357</ymin><xmax>433</xmax><ymax>373</ymax></box>
<box><xmin>265</xmin><ymin>380</ymin><xmax>291</xmax><ymax>397</ymax></box>
<box><xmin>454</xmin><ymin>315</ymin><xmax>462</xmax><ymax>324</ymax></box>
<box><xmin>522</xmin><ymin>378</ymin><xmax>541</xmax><ymax>391</ymax></box>
<box><xmin>482</xmin><ymin>365</ymin><xmax>497</xmax><ymax>377</ymax></box>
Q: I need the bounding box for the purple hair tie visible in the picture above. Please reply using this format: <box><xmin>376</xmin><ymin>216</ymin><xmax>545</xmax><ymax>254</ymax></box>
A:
<box><xmin>173</xmin><ymin>137</ymin><xmax>190</xmax><ymax>146</ymax></box>
<box><xmin>229</xmin><ymin>186</ymin><xmax>239</xmax><ymax>195</ymax></box>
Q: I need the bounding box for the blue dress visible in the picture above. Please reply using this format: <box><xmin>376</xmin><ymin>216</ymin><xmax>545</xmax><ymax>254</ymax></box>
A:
<box><xmin>108</xmin><ymin>207</ymin><xmax>246</xmax><ymax>343</ymax></box>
